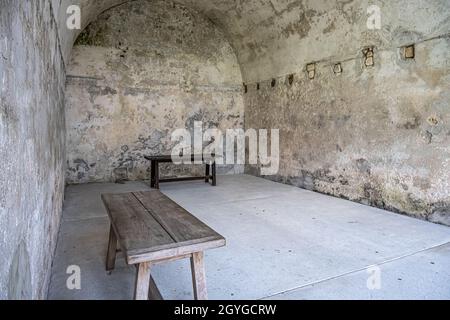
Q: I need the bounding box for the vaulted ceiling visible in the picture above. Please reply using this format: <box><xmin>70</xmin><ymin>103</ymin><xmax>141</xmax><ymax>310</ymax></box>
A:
<box><xmin>53</xmin><ymin>0</ymin><xmax>450</xmax><ymax>81</ymax></box>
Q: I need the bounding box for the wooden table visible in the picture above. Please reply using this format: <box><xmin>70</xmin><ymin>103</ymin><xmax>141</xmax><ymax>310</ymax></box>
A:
<box><xmin>144</xmin><ymin>154</ymin><xmax>218</xmax><ymax>189</ymax></box>
<box><xmin>101</xmin><ymin>190</ymin><xmax>226</xmax><ymax>300</ymax></box>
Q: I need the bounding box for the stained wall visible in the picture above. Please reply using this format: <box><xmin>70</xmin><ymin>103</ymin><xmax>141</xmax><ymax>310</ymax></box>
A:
<box><xmin>65</xmin><ymin>0</ymin><xmax>244</xmax><ymax>183</ymax></box>
<box><xmin>244</xmin><ymin>2</ymin><xmax>450</xmax><ymax>225</ymax></box>
<box><xmin>0</xmin><ymin>0</ymin><xmax>66</xmax><ymax>298</ymax></box>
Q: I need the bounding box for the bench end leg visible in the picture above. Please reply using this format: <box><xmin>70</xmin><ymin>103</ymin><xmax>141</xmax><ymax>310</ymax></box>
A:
<box><xmin>106</xmin><ymin>224</ymin><xmax>117</xmax><ymax>272</ymax></box>
<box><xmin>205</xmin><ymin>164</ymin><xmax>210</xmax><ymax>183</ymax></box>
<box><xmin>190</xmin><ymin>252</ymin><xmax>208</xmax><ymax>300</ymax></box>
<box><xmin>212</xmin><ymin>162</ymin><xmax>217</xmax><ymax>186</ymax></box>
<box><xmin>134</xmin><ymin>262</ymin><xmax>152</xmax><ymax>300</ymax></box>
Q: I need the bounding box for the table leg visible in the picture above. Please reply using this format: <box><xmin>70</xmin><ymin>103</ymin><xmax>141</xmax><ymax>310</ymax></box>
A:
<box><xmin>106</xmin><ymin>224</ymin><xmax>117</xmax><ymax>272</ymax></box>
<box><xmin>190</xmin><ymin>252</ymin><xmax>208</xmax><ymax>300</ymax></box>
<box><xmin>150</xmin><ymin>160</ymin><xmax>156</xmax><ymax>188</ymax></box>
<box><xmin>134</xmin><ymin>262</ymin><xmax>152</xmax><ymax>300</ymax></box>
<box><xmin>212</xmin><ymin>161</ymin><xmax>217</xmax><ymax>186</ymax></box>
<box><xmin>155</xmin><ymin>161</ymin><xmax>160</xmax><ymax>189</ymax></box>
<box><xmin>205</xmin><ymin>163</ymin><xmax>210</xmax><ymax>183</ymax></box>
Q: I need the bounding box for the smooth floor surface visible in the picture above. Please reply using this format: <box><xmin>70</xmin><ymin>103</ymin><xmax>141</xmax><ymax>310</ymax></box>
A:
<box><xmin>48</xmin><ymin>175</ymin><xmax>450</xmax><ymax>300</ymax></box>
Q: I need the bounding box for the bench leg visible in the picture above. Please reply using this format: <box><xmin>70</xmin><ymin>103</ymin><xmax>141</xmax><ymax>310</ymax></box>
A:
<box><xmin>134</xmin><ymin>262</ymin><xmax>152</xmax><ymax>300</ymax></box>
<box><xmin>106</xmin><ymin>224</ymin><xmax>117</xmax><ymax>272</ymax></box>
<box><xmin>190</xmin><ymin>252</ymin><xmax>208</xmax><ymax>300</ymax></box>
<box><xmin>211</xmin><ymin>162</ymin><xmax>217</xmax><ymax>186</ymax></box>
<box><xmin>205</xmin><ymin>163</ymin><xmax>210</xmax><ymax>183</ymax></box>
<box><xmin>154</xmin><ymin>161</ymin><xmax>160</xmax><ymax>189</ymax></box>
<box><xmin>150</xmin><ymin>160</ymin><xmax>156</xmax><ymax>188</ymax></box>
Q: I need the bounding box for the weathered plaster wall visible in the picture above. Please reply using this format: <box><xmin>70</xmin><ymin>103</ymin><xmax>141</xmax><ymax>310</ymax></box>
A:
<box><xmin>55</xmin><ymin>1</ymin><xmax>450</xmax><ymax>82</ymax></box>
<box><xmin>0</xmin><ymin>1</ymin><xmax>66</xmax><ymax>298</ymax></box>
<box><xmin>65</xmin><ymin>0</ymin><xmax>244</xmax><ymax>184</ymax></box>
<box><xmin>209</xmin><ymin>0</ymin><xmax>450</xmax><ymax>82</ymax></box>
<box><xmin>245</xmin><ymin>2</ymin><xmax>450</xmax><ymax>225</ymax></box>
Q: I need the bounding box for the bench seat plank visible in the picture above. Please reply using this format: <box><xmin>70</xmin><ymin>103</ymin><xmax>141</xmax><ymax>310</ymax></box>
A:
<box><xmin>101</xmin><ymin>193</ymin><xmax>175</xmax><ymax>258</ymax></box>
<box><xmin>102</xmin><ymin>191</ymin><xmax>225</xmax><ymax>265</ymax></box>
<box><xmin>133</xmin><ymin>191</ymin><xmax>218</xmax><ymax>242</ymax></box>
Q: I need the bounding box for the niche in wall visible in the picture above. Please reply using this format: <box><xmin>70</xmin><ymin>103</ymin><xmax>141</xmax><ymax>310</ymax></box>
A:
<box><xmin>65</xmin><ymin>0</ymin><xmax>245</xmax><ymax>184</ymax></box>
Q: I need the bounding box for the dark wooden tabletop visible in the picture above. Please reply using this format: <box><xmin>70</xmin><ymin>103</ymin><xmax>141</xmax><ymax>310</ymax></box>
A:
<box><xmin>101</xmin><ymin>191</ymin><xmax>225</xmax><ymax>264</ymax></box>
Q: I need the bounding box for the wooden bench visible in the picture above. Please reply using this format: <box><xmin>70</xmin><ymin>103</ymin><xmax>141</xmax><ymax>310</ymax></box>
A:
<box><xmin>101</xmin><ymin>190</ymin><xmax>226</xmax><ymax>300</ymax></box>
<box><xmin>144</xmin><ymin>154</ymin><xmax>220</xmax><ymax>189</ymax></box>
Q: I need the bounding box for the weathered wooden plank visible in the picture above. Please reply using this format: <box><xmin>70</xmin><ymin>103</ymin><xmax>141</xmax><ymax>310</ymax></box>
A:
<box><xmin>149</xmin><ymin>253</ymin><xmax>192</xmax><ymax>266</ymax></box>
<box><xmin>127</xmin><ymin>237</ymin><xmax>225</xmax><ymax>265</ymax></box>
<box><xmin>103</xmin><ymin>190</ymin><xmax>226</xmax><ymax>301</ymax></box>
<box><xmin>106</xmin><ymin>224</ymin><xmax>117</xmax><ymax>272</ymax></box>
<box><xmin>133</xmin><ymin>191</ymin><xmax>219</xmax><ymax>243</ymax></box>
<box><xmin>134</xmin><ymin>262</ymin><xmax>151</xmax><ymax>300</ymax></box>
<box><xmin>101</xmin><ymin>193</ymin><xmax>174</xmax><ymax>263</ymax></box>
<box><xmin>191</xmin><ymin>252</ymin><xmax>208</xmax><ymax>300</ymax></box>
<box><xmin>159</xmin><ymin>177</ymin><xmax>206</xmax><ymax>183</ymax></box>
<box><xmin>102</xmin><ymin>191</ymin><xmax>225</xmax><ymax>265</ymax></box>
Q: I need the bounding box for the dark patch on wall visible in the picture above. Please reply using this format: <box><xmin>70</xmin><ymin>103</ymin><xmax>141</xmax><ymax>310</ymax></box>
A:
<box><xmin>287</xmin><ymin>74</ymin><xmax>294</xmax><ymax>86</ymax></box>
<box><xmin>323</xmin><ymin>20</ymin><xmax>337</xmax><ymax>34</ymax></box>
<box><xmin>86</xmin><ymin>85</ymin><xmax>117</xmax><ymax>103</ymax></box>
<box><xmin>227</xmin><ymin>114</ymin><xmax>241</xmax><ymax>121</ymax></box>
<box><xmin>421</xmin><ymin>130</ymin><xmax>433</xmax><ymax>144</ymax></box>
<box><xmin>313</xmin><ymin>168</ymin><xmax>336</xmax><ymax>183</ymax></box>
<box><xmin>185</xmin><ymin>110</ymin><xmax>221</xmax><ymax>131</ymax></box>
<box><xmin>113</xmin><ymin>167</ymin><xmax>129</xmax><ymax>183</ymax></box>
<box><xmin>429</xmin><ymin>203</ymin><xmax>450</xmax><ymax>225</ymax></box>
<box><xmin>280</xmin><ymin>9</ymin><xmax>315</xmax><ymax>38</ymax></box>
<box><xmin>401</xmin><ymin>115</ymin><xmax>421</xmax><ymax>129</ymax></box>
<box><xmin>338</xmin><ymin>175</ymin><xmax>349</xmax><ymax>185</ymax></box>
<box><xmin>362</xmin><ymin>183</ymin><xmax>384</xmax><ymax>207</ymax></box>
<box><xmin>75</xmin><ymin>23</ymin><xmax>109</xmax><ymax>46</ymax></box>
<box><xmin>0</xmin><ymin>99</ymin><xmax>18</xmax><ymax>124</ymax></box>
<box><xmin>73</xmin><ymin>159</ymin><xmax>90</xmax><ymax>172</ymax></box>
<box><xmin>136</xmin><ymin>130</ymin><xmax>166</xmax><ymax>151</ymax></box>
<box><xmin>271</xmin><ymin>78</ymin><xmax>276</xmax><ymax>87</ymax></box>
<box><xmin>413</xmin><ymin>176</ymin><xmax>431</xmax><ymax>190</ymax></box>
<box><xmin>355</xmin><ymin>159</ymin><xmax>371</xmax><ymax>175</ymax></box>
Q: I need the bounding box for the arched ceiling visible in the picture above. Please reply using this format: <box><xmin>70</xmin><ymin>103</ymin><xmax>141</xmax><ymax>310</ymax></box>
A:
<box><xmin>53</xmin><ymin>0</ymin><xmax>450</xmax><ymax>82</ymax></box>
<box><xmin>55</xmin><ymin>0</ymin><xmax>314</xmax><ymax>76</ymax></box>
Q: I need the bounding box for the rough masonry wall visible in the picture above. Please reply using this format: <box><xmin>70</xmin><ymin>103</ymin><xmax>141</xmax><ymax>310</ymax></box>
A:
<box><xmin>245</xmin><ymin>2</ymin><xmax>450</xmax><ymax>225</ymax></box>
<box><xmin>65</xmin><ymin>0</ymin><xmax>244</xmax><ymax>184</ymax></box>
<box><xmin>0</xmin><ymin>1</ymin><xmax>66</xmax><ymax>298</ymax></box>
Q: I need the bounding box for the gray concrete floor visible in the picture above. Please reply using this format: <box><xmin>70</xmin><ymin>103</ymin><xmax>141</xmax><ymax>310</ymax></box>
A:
<box><xmin>48</xmin><ymin>175</ymin><xmax>450</xmax><ymax>300</ymax></box>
